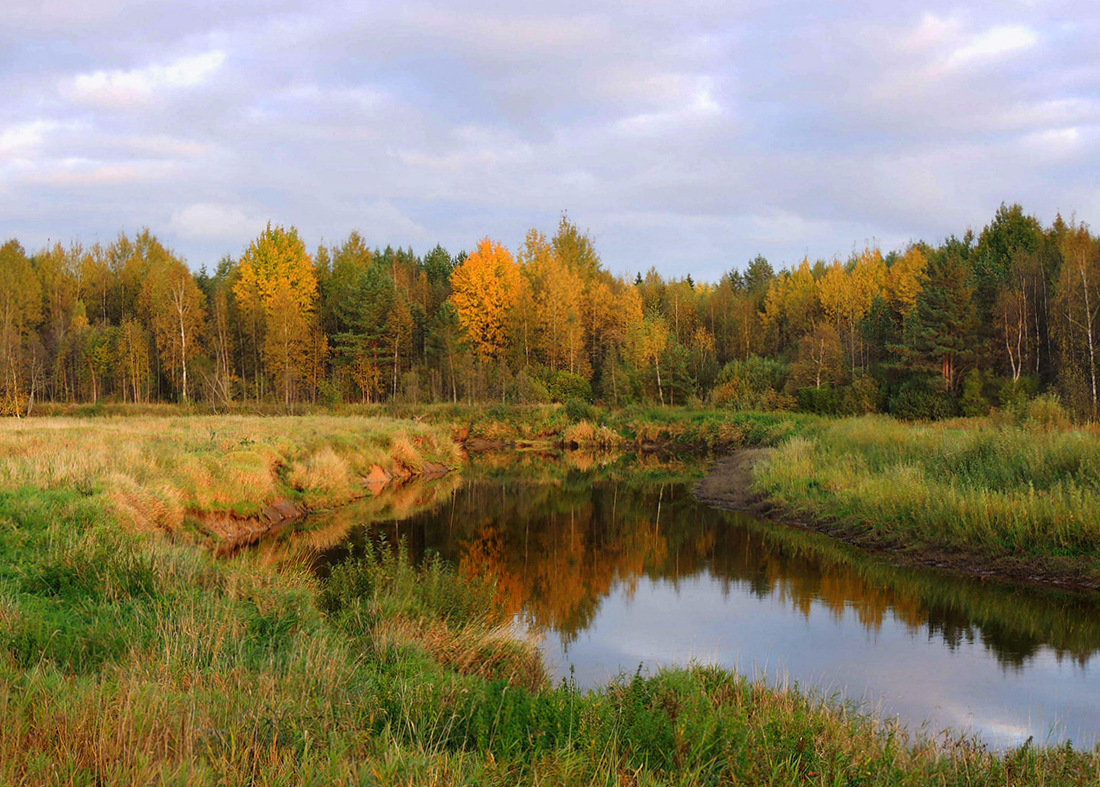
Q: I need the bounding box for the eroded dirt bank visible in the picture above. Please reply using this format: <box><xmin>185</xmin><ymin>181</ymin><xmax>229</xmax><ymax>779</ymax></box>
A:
<box><xmin>206</xmin><ymin>460</ymin><xmax>453</xmax><ymax>555</ymax></box>
<box><xmin>696</xmin><ymin>449</ymin><xmax>1100</xmax><ymax>592</ymax></box>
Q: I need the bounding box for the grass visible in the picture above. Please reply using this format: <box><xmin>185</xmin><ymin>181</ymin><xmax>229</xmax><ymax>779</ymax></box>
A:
<box><xmin>0</xmin><ymin>411</ymin><xmax>1098</xmax><ymax>783</ymax></box>
<box><xmin>0</xmin><ymin>415</ymin><xmax>463</xmax><ymax>536</ymax></box>
<box><xmin>755</xmin><ymin>415</ymin><xmax>1100</xmax><ymax>582</ymax></box>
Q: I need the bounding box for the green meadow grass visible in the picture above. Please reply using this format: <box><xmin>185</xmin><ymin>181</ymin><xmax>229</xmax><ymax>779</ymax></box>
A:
<box><xmin>756</xmin><ymin>415</ymin><xmax>1100</xmax><ymax>576</ymax></box>
<box><xmin>0</xmin><ymin>413</ymin><xmax>1097</xmax><ymax>783</ymax></box>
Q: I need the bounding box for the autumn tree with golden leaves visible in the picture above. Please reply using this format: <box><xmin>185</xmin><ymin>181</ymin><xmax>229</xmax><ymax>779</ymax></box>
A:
<box><xmin>234</xmin><ymin>225</ymin><xmax>321</xmax><ymax>404</ymax></box>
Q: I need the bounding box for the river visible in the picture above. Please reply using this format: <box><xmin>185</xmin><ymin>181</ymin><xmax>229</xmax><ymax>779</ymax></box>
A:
<box><xmin>308</xmin><ymin>452</ymin><xmax>1100</xmax><ymax>751</ymax></box>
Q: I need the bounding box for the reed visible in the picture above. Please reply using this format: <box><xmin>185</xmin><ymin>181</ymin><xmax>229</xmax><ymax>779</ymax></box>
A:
<box><xmin>756</xmin><ymin>415</ymin><xmax>1100</xmax><ymax>578</ymax></box>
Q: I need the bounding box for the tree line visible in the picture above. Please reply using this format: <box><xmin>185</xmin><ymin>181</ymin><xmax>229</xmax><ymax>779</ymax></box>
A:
<box><xmin>1</xmin><ymin>205</ymin><xmax>1098</xmax><ymax>419</ymax></box>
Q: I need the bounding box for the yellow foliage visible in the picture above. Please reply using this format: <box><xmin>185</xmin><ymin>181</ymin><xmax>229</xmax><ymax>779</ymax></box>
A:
<box><xmin>450</xmin><ymin>238</ymin><xmax>523</xmax><ymax>361</ymax></box>
<box><xmin>888</xmin><ymin>246</ymin><xmax>928</xmax><ymax>315</ymax></box>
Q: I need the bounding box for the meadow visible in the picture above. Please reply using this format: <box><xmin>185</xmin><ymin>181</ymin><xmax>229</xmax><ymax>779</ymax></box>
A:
<box><xmin>755</xmin><ymin>412</ymin><xmax>1100</xmax><ymax>586</ymax></box>
<box><xmin>1</xmin><ymin>410</ymin><xmax>1099</xmax><ymax>783</ymax></box>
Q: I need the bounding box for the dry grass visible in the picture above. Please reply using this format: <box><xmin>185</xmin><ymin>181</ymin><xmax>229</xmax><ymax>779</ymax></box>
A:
<box><xmin>562</xmin><ymin>420</ymin><xmax>626</xmax><ymax>449</ymax></box>
<box><xmin>0</xmin><ymin>415</ymin><xmax>463</xmax><ymax>540</ymax></box>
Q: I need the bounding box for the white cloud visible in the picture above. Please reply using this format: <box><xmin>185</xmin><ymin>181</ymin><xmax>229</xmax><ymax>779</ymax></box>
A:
<box><xmin>21</xmin><ymin>158</ymin><xmax>177</xmax><ymax>187</ymax></box>
<box><xmin>1021</xmin><ymin>126</ymin><xmax>1084</xmax><ymax>159</ymax></box>
<box><xmin>356</xmin><ymin>200</ymin><xmax>430</xmax><ymax>242</ymax></box>
<box><xmin>0</xmin><ymin>120</ymin><xmax>59</xmax><ymax>155</ymax></box>
<box><xmin>170</xmin><ymin>203</ymin><xmax>264</xmax><ymax>244</ymax></box>
<box><xmin>64</xmin><ymin>50</ymin><xmax>227</xmax><ymax>107</ymax></box>
<box><xmin>614</xmin><ymin>75</ymin><xmax>723</xmax><ymax>137</ymax></box>
<box><xmin>945</xmin><ymin>24</ymin><xmax>1039</xmax><ymax>68</ymax></box>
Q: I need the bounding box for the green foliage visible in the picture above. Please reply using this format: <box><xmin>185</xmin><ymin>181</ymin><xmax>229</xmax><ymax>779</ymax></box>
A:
<box><xmin>1023</xmin><ymin>393</ymin><xmax>1071</xmax><ymax>431</ymax></box>
<box><xmin>796</xmin><ymin>384</ymin><xmax>840</xmax><ymax>414</ymax></box>
<box><xmin>888</xmin><ymin>375</ymin><xmax>957</xmax><ymax>420</ymax></box>
<box><xmin>710</xmin><ymin>356</ymin><xmax>791</xmax><ymax>410</ymax></box>
<box><xmin>547</xmin><ymin>370</ymin><xmax>592</xmax><ymax>403</ymax></box>
<box><xmin>961</xmin><ymin>369</ymin><xmax>993</xmax><ymax>416</ymax></box>
<box><xmin>840</xmin><ymin>373</ymin><xmax>881</xmax><ymax>415</ymax></box>
<box><xmin>564</xmin><ymin>397</ymin><xmax>596</xmax><ymax>422</ymax></box>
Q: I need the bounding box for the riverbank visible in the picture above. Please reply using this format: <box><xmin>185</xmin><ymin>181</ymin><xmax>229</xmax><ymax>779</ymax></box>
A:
<box><xmin>2</xmin><ymin>413</ymin><xmax>1099</xmax><ymax>782</ymax></box>
<box><xmin>27</xmin><ymin>400</ymin><xmax>819</xmax><ymax>454</ymax></box>
<box><xmin>698</xmin><ymin>416</ymin><xmax>1100</xmax><ymax>590</ymax></box>
<box><xmin>0</xmin><ymin>415</ymin><xmax>462</xmax><ymax>551</ymax></box>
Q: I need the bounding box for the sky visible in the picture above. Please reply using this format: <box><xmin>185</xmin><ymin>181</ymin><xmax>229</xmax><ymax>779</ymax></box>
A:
<box><xmin>1</xmin><ymin>1</ymin><xmax>1098</xmax><ymax>282</ymax></box>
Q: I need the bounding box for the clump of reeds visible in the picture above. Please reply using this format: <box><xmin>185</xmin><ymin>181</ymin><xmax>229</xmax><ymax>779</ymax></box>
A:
<box><xmin>756</xmin><ymin>415</ymin><xmax>1100</xmax><ymax>571</ymax></box>
<box><xmin>0</xmin><ymin>415</ymin><xmax>462</xmax><ymax>540</ymax></box>
<box><xmin>561</xmin><ymin>420</ymin><xmax>625</xmax><ymax>449</ymax></box>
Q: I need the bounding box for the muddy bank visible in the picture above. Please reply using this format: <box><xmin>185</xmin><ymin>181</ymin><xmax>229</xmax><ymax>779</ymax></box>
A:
<box><xmin>693</xmin><ymin>449</ymin><xmax>775</xmax><ymax>515</ymax></box>
<box><xmin>696</xmin><ymin>449</ymin><xmax>1100</xmax><ymax>593</ymax></box>
<box><xmin>204</xmin><ymin>460</ymin><xmax>454</xmax><ymax>555</ymax></box>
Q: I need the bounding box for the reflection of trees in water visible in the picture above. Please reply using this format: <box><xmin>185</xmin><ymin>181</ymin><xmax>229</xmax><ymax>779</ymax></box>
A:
<box><xmin>730</xmin><ymin>516</ymin><xmax>1100</xmax><ymax>669</ymax></box>
<box><xmin>321</xmin><ymin>466</ymin><xmax>1100</xmax><ymax>668</ymax></box>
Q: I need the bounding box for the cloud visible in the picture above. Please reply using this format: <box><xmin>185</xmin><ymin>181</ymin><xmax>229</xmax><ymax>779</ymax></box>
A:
<box><xmin>64</xmin><ymin>50</ymin><xmax>227</xmax><ymax>107</ymax></box>
<box><xmin>22</xmin><ymin>158</ymin><xmax>178</xmax><ymax>187</ymax></box>
<box><xmin>0</xmin><ymin>2</ymin><xmax>1096</xmax><ymax>274</ymax></box>
<box><xmin>945</xmin><ymin>24</ymin><xmax>1039</xmax><ymax>68</ymax></box>
<box><xmin>170</xmin><ymin>203</ymin><xmax>265</xmax><ymax>244</ymax></box>
<box><xmin>0</xmin><ymin>120</ymin><xmax>50</xmax><ymax>151</ymax></box>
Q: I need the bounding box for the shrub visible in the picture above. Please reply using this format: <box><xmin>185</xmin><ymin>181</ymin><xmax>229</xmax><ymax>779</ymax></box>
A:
<box><xmin>564</xmin><ymin>397</ymin><xmax>596</xmax><ymax>423</ymax></box>
<box><xmin>961</xmin><ymin>369</ymin><xmax>992</xmax><ymax>417</ymax></box>
<box><xmin>887</xmin><ymin>376</ymin><xmax>956</xmax><ymax>421</ymax></box>
<box><xmin>840</xmin><ymin>373</ymin><xmax>880</xmax><ymax>415</ymax></box>
<box><xmin>796</xmin><ymin>385</ymin><xmax>840</xmax><ymax>415</ymax></box>
<box><xmin>1024</xmin><ymin>393</ymin><xmax>1071</xmax><ymax>431</ymax></box>
<box><xmin>548</xmin><ymin>371</ymin><xmax>592</xmax><ymax>404</ymax></box>
<box><xmin>710</xmin><ymin>356</ymin><xmax>790</xmax><ymax>411</ymax></box>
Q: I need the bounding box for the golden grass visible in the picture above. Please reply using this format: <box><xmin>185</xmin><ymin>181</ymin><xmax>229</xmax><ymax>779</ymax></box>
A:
<box><xmin>374</xmin><ymin>616</ymin><xmax>547</xmax><ymax>691</ymax></box>
<box><xmin>562</xmin><ymin>420</ymin><xmax>626</xmax><ymax>449</ymax></box>
<box><xmin>0</xmin><ymin>415</ymin><xmax>463</xmax><ymax>542</ymax></box>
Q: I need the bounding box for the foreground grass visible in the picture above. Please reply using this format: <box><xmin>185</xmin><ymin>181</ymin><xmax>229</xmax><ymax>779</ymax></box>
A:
<box><xmin>1</xmin><ymin>414</ymin><xmax>1098</xmax><ymax>783</ymax></box>
<box><xmin>755</xmin><ymin>415</ymin><xmax>1100</xmax><ymax>583</ymax></box>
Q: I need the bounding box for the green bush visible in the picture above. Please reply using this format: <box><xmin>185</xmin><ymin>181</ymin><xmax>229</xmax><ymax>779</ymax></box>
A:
<box><xmin>710</xmin><ymin>356</ymin><xmax>791</xmax><ymax>411</ymax></box>
<box><xmin>840</xmin><ymin>373</ymin><xmax>881</xmax><ymax>415</ymax></box>
<box><xmin>547</xmin><ymin>371</ymin><xmax>592</xmax><ymax>403</ymax></box>
<box><xmin>796</xmin><ymin>385</ymin><xmax>840</xmax><ymax>415</ymax></box>
<box><xmin>564</xmin><ymin>398</ymin><xmax>596</xmax><ymax>423</ymax></box>
<box><xmin>961</xmin><ymin>369</ymin><xmax>992</xmax><ymax>417</ymax></box>
<box><xmin>887</xmin><ymin>376</ymin><xmax>956</xmax><ymax>420</ymax></box>
<box><xmin>1024</xmin><ymin>393</ymin><xmax>1071</xmax><ymax>431</ymax></box>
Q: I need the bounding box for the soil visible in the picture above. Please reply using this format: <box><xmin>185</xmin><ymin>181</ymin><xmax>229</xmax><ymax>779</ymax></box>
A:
<box><xmin>696</xmin><ymin>448</ymin><xmax>1100</xmax><ymax>593</ymax></box>
<box><xmin>693</xmin><ymin>448</ymin><xmax>775</xmax><ymax>516</ymax></box>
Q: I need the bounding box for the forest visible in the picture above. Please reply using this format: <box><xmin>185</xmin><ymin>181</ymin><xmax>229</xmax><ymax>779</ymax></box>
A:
<box><xmin>1</xmin><ymin>203</ymin><xmax>1098</xmax><ymax>420</ymax></box>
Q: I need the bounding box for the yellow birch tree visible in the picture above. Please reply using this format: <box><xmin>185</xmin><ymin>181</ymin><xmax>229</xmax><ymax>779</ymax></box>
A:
<box><xmin>233</xmin><ymin>225</ymin><xmax>319</xmax><ymax>404</ymax></box>
<box><xmin>450</xmin><ymin>238</ymin><xmax>522</xmax><ymax>362</ymax></box>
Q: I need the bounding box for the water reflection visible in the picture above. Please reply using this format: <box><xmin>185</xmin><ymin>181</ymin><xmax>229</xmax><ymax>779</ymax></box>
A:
<box><xmin>314</xmin><ymin>455</ymin><xmax>1100</xmax><ymax>748</ymax></box>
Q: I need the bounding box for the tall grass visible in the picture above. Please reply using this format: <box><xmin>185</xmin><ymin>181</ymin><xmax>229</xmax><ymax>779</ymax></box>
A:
<box><xmin>756</xmin><ymin>416</ymin><xmax>1100</xmax><ymax>574</ymax></box>
<box><xmin>1</xmin><ymin>413</ymin><xmax>1098</xmax><ymax>782</ymax></box>
<box><xmin>0</xmin><ymin>415</ymin><xmax>463</xmax><ymax>536</ymax></box>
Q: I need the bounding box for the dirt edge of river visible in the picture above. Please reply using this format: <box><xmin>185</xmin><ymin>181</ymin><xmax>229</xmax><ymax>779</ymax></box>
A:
<box><xmin>204</xmin><ymin>461</ymin><xmax>454</xmax><ymax>556</ymax></box>
<box><xmin>696</xmin><ymin>449</ymin><xmax>1100</xmax><ymax>593</ymax></box>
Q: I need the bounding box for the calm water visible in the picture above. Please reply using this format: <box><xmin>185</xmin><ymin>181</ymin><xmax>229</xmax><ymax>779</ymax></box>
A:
<box><xmin>314</xmin><ymin>455</ymin><xmax>1100</xmax><ymax>750</ymax></box>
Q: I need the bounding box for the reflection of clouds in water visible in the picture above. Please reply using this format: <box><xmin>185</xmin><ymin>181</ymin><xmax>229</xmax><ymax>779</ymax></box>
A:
<box><xmin>321</xmin><ymin>471</ymin><xmax>1100</xmax><ymax>750</ymax></box>
<box><xmin>543</xmin><ymin>575</ymin><xmax>1100</xmax><ymax>751</ymax></box>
